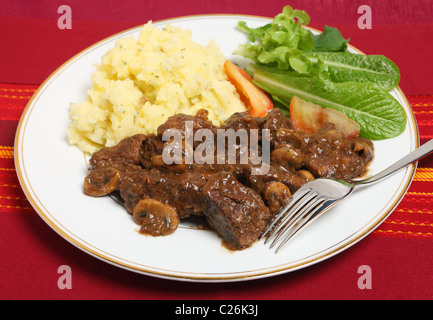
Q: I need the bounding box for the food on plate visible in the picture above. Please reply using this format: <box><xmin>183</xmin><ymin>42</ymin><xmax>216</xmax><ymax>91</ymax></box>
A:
<box><xmin>70</xmin><ymin>3</ymin><xmax>413</xmax><ymax>251</ymax></box>
<box><xmin>67</xmin><ymin>22</ymin><xmax>246</xmax><ymax>154</ymax></box>
<box><xmin>234</xmin><ymin>5</ymin><xmax>406</xmax><ymax>140</ymax></box>
<box><xmin>235</xmin><ymin>5</ymin><xmax>400</xmax><ymax>89</ymax></box>
<box><xmin>290</xmin><ymin>96</ymin><xmax>360</xmax><ymax>138</ymax></box>
<box><xmin>133</xmin><ymin>198</ymin><xmax>180</xmax><ymax>236</ymax></box>
<box><xmin>247</xmin><ymin>63</ymin><xmax>406</xmax><ymax>140</ymax></box>
<box><xmin>83</xmin><ymin>108</ymin><xmax>374</xmax><ymax>250</ymax></box>
<box><xmin>224</xmin><ymin>60</ymin><xmax>273</xmax><ymax>117</ymax></box>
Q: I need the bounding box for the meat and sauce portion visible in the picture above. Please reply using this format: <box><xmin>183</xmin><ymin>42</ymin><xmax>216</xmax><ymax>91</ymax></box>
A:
<box><xmin>83</xmin><ymin>108</ymin><xmax>374</xmax><ymax>250</ymax></box>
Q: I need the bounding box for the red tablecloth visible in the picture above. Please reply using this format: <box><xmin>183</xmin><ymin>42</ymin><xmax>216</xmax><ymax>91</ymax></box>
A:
<box><xmin>1</xmin><ymin>0</ymin><xmax>433</xmax><ymax>300</ymax></box>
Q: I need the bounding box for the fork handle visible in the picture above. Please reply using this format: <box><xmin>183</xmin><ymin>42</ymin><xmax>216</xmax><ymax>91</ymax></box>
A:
<box><xmin>358</xmin><ymin>138</ymin><xmax>433</xmax><ymax>186</ymax></box>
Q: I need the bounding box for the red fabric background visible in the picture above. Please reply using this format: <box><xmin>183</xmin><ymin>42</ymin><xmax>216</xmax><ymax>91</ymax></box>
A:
<box><xmin>2</xmin><ymin>0</ymin><xmax>433</xmax><ymax>95</ymax></box>
<box><xmin>1</xmin><ymin>0</ymin><xmax>433</xmax><ymax>300</ymax></box>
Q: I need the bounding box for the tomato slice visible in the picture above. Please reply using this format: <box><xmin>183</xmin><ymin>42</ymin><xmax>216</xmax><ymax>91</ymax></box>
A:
<box><xmin>224</xmin><ymin>60</ymin><xmax>273</xmax><ymax>117</ymax></box>
<box><xmin>290</xmin><ymin>96</ymin><xmax>360</xmax><ymax>138</ymax></box>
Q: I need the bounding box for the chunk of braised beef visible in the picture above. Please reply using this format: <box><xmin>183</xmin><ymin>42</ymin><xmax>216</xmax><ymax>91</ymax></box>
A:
<box><xmin>156</xmin><ymin>109</ymin><xmax>216</xmax><ymax>145</ymax></box>
<box><xmin>89</xmin><ymin>134</ymin><xmax>147</xmax><ymax>170</ymax></box>
<box><xmin>84</xmin><ymin>134</ymin><xmax>148</xmax><ymax>196</ymax></box>
<box><xmin>221</xmin><ymin>111</ymin><xmax>261</xmax><ymax>132</ymax></box>
<box><xmin>273</xmin><ymin>127</ymin><xmax>309</xmax><ymax>150</ymax></box>
<box><xmin>260</xmin><ymin>108</ymin><xmax>294</xmax><ymax>145</ymax></box>
<box><xmin>139</xmin><ymin>134</ymin><xmax>164</xmax><ymax>169</ymax></box>
<box><xmin>119</xmin><ymin>168</ymin><xmax>211</xmax><ymax>218</ymax></box>
<box><xmin>302</xmin><ymin>123</ymin><xmax>367</xmax><ymax>181</ymax></box>
<box><xmin>202</xmin><ymin>171</ymin><xmax>270</xmax><ymax>250</ymax></box>
<box><xmin>83</xmin><ymin>108</ymin><xmax>375</xmax><ymax>250</ymax></box>
<box><xmin>244</xmin><ymin>164</ymin><xmax>308</xmax><ymax>195</ymax></box>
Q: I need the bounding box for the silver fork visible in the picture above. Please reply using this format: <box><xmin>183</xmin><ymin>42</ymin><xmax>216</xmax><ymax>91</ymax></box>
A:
<box><xmin>262</xmin><ymin>138</ymin><xmax>433</xmax><ymax>253</ymax></box>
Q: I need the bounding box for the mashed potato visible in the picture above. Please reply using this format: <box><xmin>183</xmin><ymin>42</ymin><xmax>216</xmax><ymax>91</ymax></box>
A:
<box><xmin>68</xmin><ymin>22</ymin><xmax>246</xmax><ymax>154</ymax></box>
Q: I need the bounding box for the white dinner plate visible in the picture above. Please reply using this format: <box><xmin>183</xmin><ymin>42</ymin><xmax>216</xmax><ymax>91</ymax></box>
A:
<box><xmin>14</xmin><ymin>15</ymin><xmax>418</xmax><ymax>282</ymax></box>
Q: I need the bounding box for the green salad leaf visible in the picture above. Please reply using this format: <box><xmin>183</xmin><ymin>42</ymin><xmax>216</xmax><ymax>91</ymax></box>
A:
<box><xmin>304</xmin><ymin>52</ymin><xmax>401</xmax><ymax>91</ymax></box>
<box><xmin>234</xmin><ymin>5</ymin><xmax>406</xmax><ymax>140</ymax></box>
<box><xmin>234</xmin><ymin>5</ymin><xmax>315</xmax><ymax>73</ymax></box>
<box><xmin>235</xmin><ymin>5</ymin><xmax>401</xmax><ymax>91</ymax></box>
<box><xmin>247</xmin><ymin>64</ymin><xmax>407</xmax><ymax>140</ymax></box>
<box><xmin>312</xmin><ymin>25</ymin><xmax>349</xmax><ymax>52</ymax></box>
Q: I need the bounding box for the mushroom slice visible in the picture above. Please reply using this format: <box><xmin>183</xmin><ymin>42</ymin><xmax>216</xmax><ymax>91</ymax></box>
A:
<box><xmin>298</xmin><ymin>169</ymin><xmax>315</xmax><ymax>182</ymax></box>
<box><xmin>150</xmin><ymin>135</ymin><xmax>193</xmax><ymax>173</ymax></box>
<box><xmin>271</xmin><ymin>143</ymin><xmax>303</xmax><ymax>169</ymax></box>
<box><xmin>352</xmin><ymin>139</ymin><xmax>374</xmax><ymax>164</ymax></box>
<box><xmin>133</xmin><ymin>198</ymin><xmax>180</xmax><ymax>236</ymax></box>
<box><xmin>263</xmin><ymin>181</ymin><xmax>292</xmax><ymax>214</ymax></box>
<box><xmin>150</xmin><ymin>155</ymin><xmax>190</xmax><ymax>173</ymax></box>
<box><xmin>83</xmin><ymin>167</ymin><xmax>121</xmax><ymax>197</ymax></box>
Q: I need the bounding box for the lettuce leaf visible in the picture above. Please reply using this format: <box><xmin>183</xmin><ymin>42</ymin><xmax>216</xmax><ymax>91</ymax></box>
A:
<box><xmin>234</xmin><ymin>5</ymin><xmax>315</xmax><ymax>73</ymax></box>
<box><xmin>312</xmin><ymin>25</ymin><xmax>349</xmax><ymax>52</ymax></box>
<box><xmin>235</xmin><ymin>5</ymin><xmax>406</xmax><ymax>140</ymax></box>
<box><xmin>304</xmin><ymin>52</ymin><xmax>401</xmax><ymax>91</ymax></box>
<box><xmin>248</xmin><ymin>64</ymin><xmax>406</xmax><ymax>140</ymax></box>
<box><xmin>235</xmin><ymin>5</ymin><xmax>400</xmax><ymax>91</ymax></box>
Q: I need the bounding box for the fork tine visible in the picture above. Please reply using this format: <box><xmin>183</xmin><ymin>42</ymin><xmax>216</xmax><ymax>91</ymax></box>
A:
<box><xmin>269</xmin><ymin>195</ymin><xmax>324</xmax><ymax>249</ymax></box>
<box><xmin>261</xmin><ymin>187</ymin><xmax>311</xmax><ymax>240</ymax></box>
<box><xmin>262</xmin><ymin>178</ymin><xmax>355</xmax><ymax>253</ymax></box>
<box><xmin>274</xmin><ymin>197</ymin><xmax>345</xmax><ymax>253</ymax></box>
<box><xmin>264</xmin><ymin>191</ymin><xmax>318</xmax><ymax>245</ymax></box>
<box><xmin>263</xmin><ymin>189</ymin><xmax>316</xmax><ymax>244</ymax></box>
<box><xmin>274</xmin><ymin>199</ymin><xmax>327</xmax><ymax>253</ymax></box>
